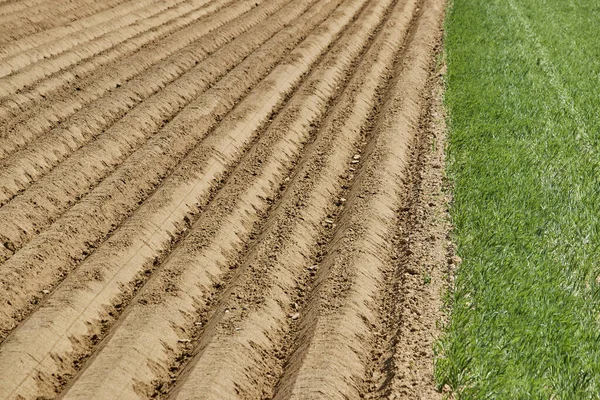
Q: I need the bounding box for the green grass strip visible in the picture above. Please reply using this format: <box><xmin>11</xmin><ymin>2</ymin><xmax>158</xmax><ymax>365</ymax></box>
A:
<box><xmin>436</xmin><ymin>0</ymin><xmax>600</xmax><ymax>397</ymax></box>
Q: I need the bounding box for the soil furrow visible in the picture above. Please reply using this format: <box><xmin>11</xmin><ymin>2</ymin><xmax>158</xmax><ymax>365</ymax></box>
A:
<box><xmin>166</xmin><ymin>0</ymin><xmax>416</xmax><ymax>397</ymax></box>
<box><xmin>0</xmin><ymin>0</ymin><xmax>218</xmax><ymax>99</ymax></box>
<box><xmin>365</xmin><ymin>66</ymin><xmax>449</xmax><ymax>400</ymax></box>
<box><xmin>0</xmin><ymin>0</ymin><xmax>451</xmax><ymax>398</ymax></box>
<box><xmin>0</xmin><ymin>0</ymin><xmax>328</xmax><ymax>352</ymax></box>
<box><xmin>0</xmin><ymin>0</ymin><xmax>252</xmax><ymax>150</ymax></box>
<box><xmin>0</xmin><ymin>0</ymin><xmax>356</xmax><ymax>397</ymax></box>
<box><xmin>50</xmin><ymin>0</ymin><xmax>388</xmax><ymax>397</ymax></box>
<box><xmin>0</xmin><ymin>0</ymin><xmax>231</xmax><ymax>122</ymax></box>
<box><xmin>0</xmin><ymin>0</ymin><xmax>127</xmax><ymax>44</ymax></box>
<box><xmin>271</xmin><ymin>1</ymin><xmax>446</xmax><ymax>398</ymax></box>
<box><xmin>0</xmin><ymin>0</ymin><xmax>52</xmax><ymax>17</ymax></box>
<box><xmin>0</xmin><ymin>0</ymin><xmax>181</xmax><ymax>69</ymax></box>
<box><xmin>0</xmin><ymin>0</ymin><xmax>288</xmax><ymax>260</ymax></box>
<box><xmin>0</xmin><ymin>0</ymin><xmax>147</xmax><ymax>57</ymax></box>
<box><xmin>0</xmin><ymin>0</ymin><xmax>97</xmax><ymax>19</ymax></box>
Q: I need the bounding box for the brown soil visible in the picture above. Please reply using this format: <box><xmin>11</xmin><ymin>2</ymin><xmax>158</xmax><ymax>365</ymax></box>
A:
<box><xmin>0</xmin><ymin>0</ymin><xmax>450</xmax><ymax>398</ymax></box>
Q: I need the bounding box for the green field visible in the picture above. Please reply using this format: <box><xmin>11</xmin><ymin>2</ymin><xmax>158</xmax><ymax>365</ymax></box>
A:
<box><xmin>436</xmin><ymin>0</ymin><xmax>600</xmax><ymax>397</ymax></box>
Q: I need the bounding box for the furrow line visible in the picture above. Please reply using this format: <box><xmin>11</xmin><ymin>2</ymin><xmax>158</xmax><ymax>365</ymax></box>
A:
<box><xmin>166</xmin><ymin>0</ymin><xmax>416</xmax><ymax>397</ymax></box>
<box><xmin>272</xmin><ymin>0</ymin><xmax>446</xmax><ymax>398</ymax></box>
<box><xmin>0</xmin><ymin>0</ymin><xmax>278</xmax><ymax>214</ymax></box>
<box><xmin>0</xmin><ymin>0</ymin><xmax>67</xmax><ymax>17</ymax></box>
<box><xmin>0</xmin><ymin>0</ymin><xmax>323</xmax><ymax>347</ymax></box>
<box><xmin>365</xmin><ymin>69</ymin><xmax>449</xmax><ymax>400</ymax></box>
<box><xmin>0</xmin><ymin>0</ymin><xmax>251</xmax><ymax>145</ymax></box>
<box><xmin>0</xmin><ymin>0</ymin><xmax>178</xmax><ymax>66</ymax></box>
<box><xmin>0</xmin><ymin>0</ymin><xmax>126</xmax><ymax>44</ymax></box>
<box><xmin>0</xmin><ymin>0</ymin><xmax>289</xmax><ymax>266</ymax></box>
<box><xmin>0</xmin><ymin>0</ymin><xmax>218</xmax><ymax>99</ymax></box>
<box><xmin>57</xmin><ymin>0</ymin><xmax>380</xmax><ymax>397</ymax></box>
<box><xmin>50</xmin><ymin>0</ymin><xmax>388</xmax><ymax>397</ymax></box>
<box><xmin>0</xmin><ymin>0</ymin><xmax>353</xmax><ymax>396</ymax></box>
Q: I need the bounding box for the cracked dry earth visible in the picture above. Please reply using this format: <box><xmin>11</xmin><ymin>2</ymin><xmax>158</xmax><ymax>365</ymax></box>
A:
<box><xmin>0</xmin><ymin>0</ymin><xmax>453</xmax><ymax>398</ymax></box>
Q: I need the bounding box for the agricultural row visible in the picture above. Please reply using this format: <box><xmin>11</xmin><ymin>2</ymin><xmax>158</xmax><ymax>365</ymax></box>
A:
<box><xmin>0</xmin><ymin>0</ymin><xmax>446</xmax><ymax>398</ymax></box>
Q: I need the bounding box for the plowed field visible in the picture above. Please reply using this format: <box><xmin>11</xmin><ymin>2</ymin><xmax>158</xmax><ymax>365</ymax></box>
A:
<box><xmin>0</xmin><ymin>0</ymin><xmax>448</xmax><ymax>398</ymax></box>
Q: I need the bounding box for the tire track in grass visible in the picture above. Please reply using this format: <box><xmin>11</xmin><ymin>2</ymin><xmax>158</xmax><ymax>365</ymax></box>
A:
<box><xmin>0</xmin><ymin>0</ymin><xmax>287</xmax><ymax>260</ymax></box>
<box><xmin>273</xmin><ymin>0</ymin><xmax>445</xmax><ymax>398</ymax></box>
<box><xmin>0</xmin><ymin>1</ymin><xmax>343</xmax><ymax>395</ymax></box>
<box><xmin>507</xmin><ymin>0</ymin><xmax>590</xmax><ymax>150</ymax></box>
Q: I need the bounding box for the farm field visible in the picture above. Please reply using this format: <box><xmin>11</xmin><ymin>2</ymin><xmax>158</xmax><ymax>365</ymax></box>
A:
<box><xmin>437</xmin><ymin>0</ymin><xmax>600</xmax><ymax>397</ymax></box>
<box><xmin>0</xmin><ymin>0</ymin><xmax>449</xmax><ymax>399</ymax></box>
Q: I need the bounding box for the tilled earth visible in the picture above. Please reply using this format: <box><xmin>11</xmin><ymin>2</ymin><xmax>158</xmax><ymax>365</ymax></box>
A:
<box><xmin>0</xmin><ymin>0</ymin><xmax>450</xmax><ymax>398</ymax></box>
